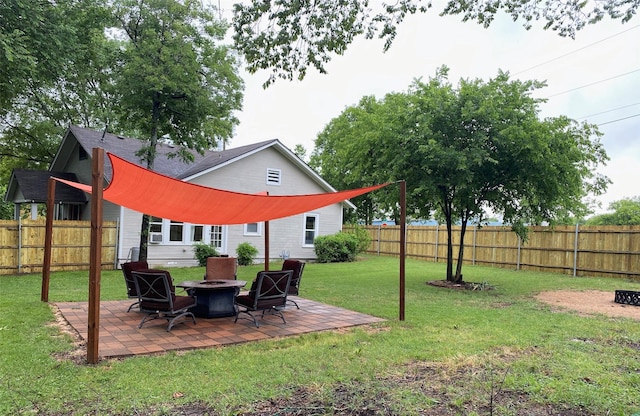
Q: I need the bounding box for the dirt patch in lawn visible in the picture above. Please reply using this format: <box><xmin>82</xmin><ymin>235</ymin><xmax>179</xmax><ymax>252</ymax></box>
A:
<box><xmin>535</xmin><ymin>289</ymin><xmax>640</xmax><ymax>321</ymax></box>
<box><xmin>187</xmin><ymin>357</ymin><xmax>597</xmax><ymax>416</ymax></box>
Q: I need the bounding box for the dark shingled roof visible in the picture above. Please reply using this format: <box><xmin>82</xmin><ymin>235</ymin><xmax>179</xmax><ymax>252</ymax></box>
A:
<box><xmin>67</xmin><ymin>125</ymin><xmax>277</xmax><ymax>181</ymax></box>
<box><xmin>10</xmin><ymin>170</ymin><xmax>87</xmax><ymax>203</ymax></box>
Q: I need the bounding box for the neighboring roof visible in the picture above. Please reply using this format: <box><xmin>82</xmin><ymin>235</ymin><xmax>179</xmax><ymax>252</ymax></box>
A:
<box><xmin>5</xmin><ymin>170</ymin><xmax>87</xmax><ymax>204</ymax></box>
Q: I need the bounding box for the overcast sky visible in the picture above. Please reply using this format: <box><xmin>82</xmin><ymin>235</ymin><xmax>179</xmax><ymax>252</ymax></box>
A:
<box><xmin>220</xmin><ymin>2</ymin><xmax>640</xmax><ymax>215</ymax></box>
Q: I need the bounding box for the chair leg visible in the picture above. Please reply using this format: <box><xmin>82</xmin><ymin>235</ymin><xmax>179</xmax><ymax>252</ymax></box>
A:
<box><xmin>127</xmin><ymin>300</ymin><xmax>140</xmax><ymax>312</ymax></box>
<box><xmin>286</xmin><ymin>298</ymin><xmax>299</xmax><ymax>309</ymax></box>
<box><xmin>166</xmin><ymin>311</ymin><xmax>196</xmax><ymax>332</ymax></box>
<box><xmin>261</xmin><ymin>307</ymin><xmax>286</xmax><ymax>324</ymax></box>
<box><xmin>235</xmin><ymin>309</ymin><xmax>260</xmax><ymax>327</ymax></box>
<box><xmin>138</xmin><ymin>312</ymin><xmax>160</xmax><ymax>329</ymax></box>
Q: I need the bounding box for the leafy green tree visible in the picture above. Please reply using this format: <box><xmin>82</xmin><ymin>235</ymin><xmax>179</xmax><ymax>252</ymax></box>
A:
<box><xmin>1</xmin><ymin>1</ymin><xmax>244</xmax><ymax>262</ymax></box>
<box><xmin>232</xmin><ymin>0</ymin><xmax>638</xmax><ymax>86</ymax></box>
<box><xmin>0</xmin><ymin>184</ymin><xmax>14</xmax><ymax>220</ymax></box>
<box><xmin>1</xmin><ymin>0</ymin><xmax>73</xmax><ymax>110</ymax></box>
<box><xmin>310</xmin><ymin>95</ymin><xmax>399</xmax><ymax>224</ymax></box>
<box><xmin>0</xmin><ymin>0</ymin><xmax>117</xmax><ymax>179</ymax></box>
<box><xmin>293</xmin><ymin>144</ymin><xmax>307</xmax><ymax>160</ymax></box>
<box><xmin>312</xmin><ymin>67</ymin><xmax>609</xmax><ymax>282</ymax></box>
<box><xmin>111</xmin><ymin>0</ymin><xmax>244</xmax><ymax>261</ymax></box>
<box><xmin>586</xmin><ymin>197</ymin><xmax>640</xmax><ymax>225</ymax></box>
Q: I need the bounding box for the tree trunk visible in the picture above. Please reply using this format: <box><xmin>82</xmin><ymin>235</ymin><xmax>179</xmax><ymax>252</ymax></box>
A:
<box><xmin>454</xmin><ymin>220</ymin><xmax>468</xmax><ymax>283</ymax></box>
<box><xmin>138</xmin><ymin>96</ymin><xmax>161</xmax><ymax>262</ymax></box>
<box><xmin>138</xmin><ymin>214</ymin><xmax>150</xmax><ymax>261</ymax></box>
<box><xmin>442</xmin><ymin>194</ymin><xmax>454</xmax><ymax>282</ymax></box>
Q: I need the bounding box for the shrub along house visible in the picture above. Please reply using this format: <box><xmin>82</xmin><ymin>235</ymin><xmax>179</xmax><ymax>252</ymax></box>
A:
<box><xmin>6</xmin><ymin>125</ymin><xmax>356</xmax><ymax>268</ymax></box>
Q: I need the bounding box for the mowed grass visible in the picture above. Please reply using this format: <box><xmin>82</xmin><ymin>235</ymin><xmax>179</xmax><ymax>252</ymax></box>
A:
<box><xmin>1</xmin><ymin>255</ymin><xmax>639</xmax><ymax>415</ymax></box>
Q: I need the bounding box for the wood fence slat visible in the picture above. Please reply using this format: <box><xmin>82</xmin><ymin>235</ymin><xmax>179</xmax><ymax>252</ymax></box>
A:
<box><xmin>346</xmin><ymin>224</ymin><xmax>640</xmax><ymax>280</ymax></box>
<box><xmin>0</xmin><ymin>220</ymin><xmax>117</xmax><ymax>275</ymax></box>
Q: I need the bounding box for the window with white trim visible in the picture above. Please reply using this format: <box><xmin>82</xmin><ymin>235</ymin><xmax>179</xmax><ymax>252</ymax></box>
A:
<box><xmin>149</xmin><ymin>216</ymin><xmax>163</xmax><ymax>243</ymax></box>
<box><xmin>191</xmin><ymin>225</ymin><xmax>204</xmax><ymax>242</ymax></box>
<box><xmin>210</xmin><ymin>225</ymin><xmax>223</xmax><ymax>250</ymax></box>
<box><xmin>266</xmin><ymin>168</ymin><xmax>281</xmax><ymax>185</ymax></box>
<box><xmin>169</xmin><ymin>221</ymin><xmax>184</xmax><ymax>242</ymax></box>
<box><xmin>303</xmin><ymin>214</ymin><xmax>319</xmax><ymax>246</ymax></box>
<box><xmin>244</xmin><ymin>222</ymin><xmax>261</xmax><ymax>236</ymax></box>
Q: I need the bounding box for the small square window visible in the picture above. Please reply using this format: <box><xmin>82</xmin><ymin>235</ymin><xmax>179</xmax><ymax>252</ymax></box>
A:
<box><xmin>244</xmin><ymin>222</ymin><xmax>262</xmax><ymax>236</ymax></box>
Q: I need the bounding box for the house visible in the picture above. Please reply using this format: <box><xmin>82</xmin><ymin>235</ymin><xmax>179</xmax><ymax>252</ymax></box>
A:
<box><xmin>5</xmin><ymin>125</ymin><xmax>355</xmax><ymax>268</ymax></box>
<box><xmin>5</xmin><ymin>170</ymin><xmax>87</xmax><ymax>220</ymax></box>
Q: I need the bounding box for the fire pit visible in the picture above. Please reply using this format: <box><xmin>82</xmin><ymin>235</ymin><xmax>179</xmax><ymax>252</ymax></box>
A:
<box><xmin>614</xmin><ymin>290</ymin><xmax>640</xmax><ymax>306</ymax></box>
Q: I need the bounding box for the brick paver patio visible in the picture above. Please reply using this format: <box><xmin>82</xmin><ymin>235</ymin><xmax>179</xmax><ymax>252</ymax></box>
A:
<box><xmin>56</xmin><ymin>297</ymin><xmax>384</xmax><ymax>359</ymax></box>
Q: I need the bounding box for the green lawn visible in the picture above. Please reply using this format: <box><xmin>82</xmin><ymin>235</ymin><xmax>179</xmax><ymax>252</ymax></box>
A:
<box><xmin>1</xmin><ymin>255</ymin><xmax>639</xmax><ymax>415</ymax></box>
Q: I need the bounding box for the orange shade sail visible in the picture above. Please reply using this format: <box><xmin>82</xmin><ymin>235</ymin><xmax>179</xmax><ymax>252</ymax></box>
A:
<box><xmin>54</xmin><ymin>152</ymin><xmax>388</xmax><ymax>224</ymax></box>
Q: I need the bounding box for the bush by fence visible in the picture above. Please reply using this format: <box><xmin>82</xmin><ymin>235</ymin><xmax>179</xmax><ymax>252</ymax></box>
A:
<box><xmin>0</xmin><ymin>220</ymin><xmax>118</xmax><ymax>275</ymax></box>
<box><xmin>344</xmin><ymin>224</ymin><xmax>640</xmax><ymax>280</ymax></box>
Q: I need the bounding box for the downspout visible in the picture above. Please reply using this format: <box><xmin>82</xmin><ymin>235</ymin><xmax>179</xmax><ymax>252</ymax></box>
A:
<box><xmin>114</xmin><ymin>216</ymin><xmax>121</xmax><ymax>269</ymax></box>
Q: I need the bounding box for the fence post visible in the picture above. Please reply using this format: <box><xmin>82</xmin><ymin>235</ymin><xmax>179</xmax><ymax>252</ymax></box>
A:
<box><xmin>517</xmin><ymin>236</ymin><xmax>521</xmax><ymax>271</ymax></box>
<box><xmin>17</xmin><ymin>217</ymin><xmax>22</xmax><ymax>273</ymax></box>
<box><xmin>434</xmin><ymin>224</ymin><xmax>439</xmax><ymax>263</ymax></box>
<box><xmin>472</xmin><ymin>225</ymin><xmax>477</xmax><ymax>265</ymax></box>
<box><xmin>377</xmin><ymin>225</ymin><xmax>381</xmax><ymax>256</ymax></box>
<box><xmin>573</xmin><ymin>223</ymin><xmax>579</xmax><ymax>277</ymax></box>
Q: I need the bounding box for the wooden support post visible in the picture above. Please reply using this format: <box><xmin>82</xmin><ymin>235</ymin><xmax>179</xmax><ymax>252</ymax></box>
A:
<box><xmin>399</xmin><ymin>180</ymin><xmax>406</xmax><ymax>321</ymax></box>
<box><xmin>264</xmin><ymin>191</ymin><xmax>270</xmax><ymax>271</ymax></box>
<box><xmin>41</xmin><ymin>177</ymin><xmax>56</xmax><ymax>302</ymax></box>
<box><xmin>87</xmin><ymin>148</ymin><xmax>104</xmax><ymax>364</ymax></box>
<box><xmin>264</xmin><ymin>219</ymin><xmax>270</xmax><ymax>271</ymax></box>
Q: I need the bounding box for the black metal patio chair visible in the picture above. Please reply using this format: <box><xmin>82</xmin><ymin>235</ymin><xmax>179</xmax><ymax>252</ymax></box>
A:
<box><xmin>234</xmin><ymin>270</ymin><xmax>293</xmax><ymax>327</ymax></box>
<box><xmin>121</xmin><ymin>261</ymin><xmax>148</xmax><ymax>312</ymax></box>
<box><xmin>132</xmin><ymin>269</ymin><xmax>196</xmax><ymax>331</ymax></box>
<box><xmin>281</xmin><ymin>259</ymin><xmax>306</xmax><ymax>309</ymax></box>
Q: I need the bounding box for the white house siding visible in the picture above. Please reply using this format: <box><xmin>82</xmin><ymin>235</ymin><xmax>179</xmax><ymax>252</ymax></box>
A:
<box><xmin>56</xmin><ymin>139</ymin><xmax>347</xmax><ymax>269</ymax></box>
<box><xmin>58</xmin><ymin>141</ymin><xmax>93</xmax><ymax>185</ymax></box>
<box><xmin>185</xmin><ymin>146</ymin><xmax>345</xmax><ymax>263</ymax></box>
<box><xmin>117</xmin><ymin>206</ymin><xmax>142</xmax><ymax>266</ymax></box>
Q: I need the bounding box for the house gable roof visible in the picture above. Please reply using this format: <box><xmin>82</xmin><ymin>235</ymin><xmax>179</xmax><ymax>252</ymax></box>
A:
<box><xmin>52</xmin><ymin>126</ymin><xmax>343</xmax><ymax>197</ymax></box>
<box><xmin>178</xmin><ymin>140</ymin><xmax>340</xmax><ymax>195</ymax></box>
<box><xmin>5</xmin><ymin>170</ymin><xmax>87</xmax><ymax>204</ymax></box>
<box><xmin>51</xmin><ymin>125</ymin><xmax>218</xmax><ymax>180</ymax></box>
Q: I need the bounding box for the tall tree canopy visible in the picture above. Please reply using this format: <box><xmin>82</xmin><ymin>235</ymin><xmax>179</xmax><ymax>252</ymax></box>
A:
<box><xmin>0</xmin><ymin>1</ymin><xmax>243</xmax><ymax>184</ymax></box>
<box><xmin>111</xmin><ymin>0</ymin><xmax>244</xmax><ymax>261</ymax></box>
<box><xmin>0</xmin><ymin>0</ymin><xmax>116</xmax><ymax>176</ymax></box>
<box><xmin>113</xmin><ymin>0</ymin><xmax>243</xmax><ymax>166</ymax></box>
<box><xmin>0</xmin><ymin>0</ymin><xmax>244</xmax><ymax>259</ymax></box>
<box><xmin>311</xmin><ymin>67</ymin><xmax>610</xmax><ymax>282</ymax></box>
<box><xmin>232</xmin><ymin>0</ymin><xmax>639</xmax><ymax>86</ymax></box>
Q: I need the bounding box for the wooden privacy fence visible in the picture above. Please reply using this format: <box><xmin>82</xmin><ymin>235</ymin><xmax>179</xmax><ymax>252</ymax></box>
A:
<box><xmin>0</xmin><ymin>220</ymin><xmax>118</xmax><ymax>275</ymax></box>
<box><xmin>345</xmin><ymin>225</ymin><xmax>640</xmax><ymax>280</ymax></box>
